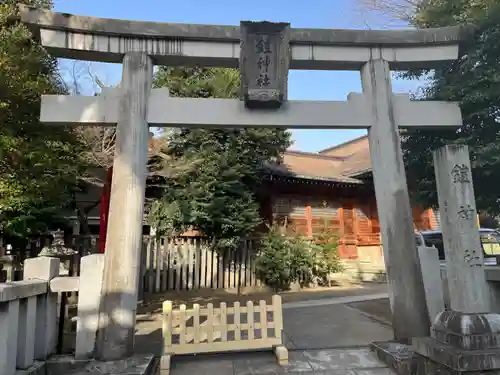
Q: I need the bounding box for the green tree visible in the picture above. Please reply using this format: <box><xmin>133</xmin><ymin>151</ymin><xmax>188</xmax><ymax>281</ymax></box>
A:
<box><xmin>147</xmin><ymin>67</ymin><xmax>291</xmax><ymax>242</ymax></box>
<box><xmin>0</xmin><ymin>0</ymin><xmax>86</xmax><ymax>240</ymax></box>
<box><xmin>400</xmin><ymin>0</ymin><xmax>500</xmax><ymax>215</ymax></box>
<box><xmin>357</xmin><ymin>0</ymin><xmax>500</xmax><ymax>215</ymax></box>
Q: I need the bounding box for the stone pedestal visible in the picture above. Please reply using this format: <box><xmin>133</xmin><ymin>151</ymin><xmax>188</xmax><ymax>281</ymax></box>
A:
<box><xmin>414</xmin><ymin>311</ymin><xmax>500</xmax><ymax>374</ymax></box>
<box><xmin>372</xmin><ymin>311</ymin><xmax>500</xmax><ymax>375</ymax></box>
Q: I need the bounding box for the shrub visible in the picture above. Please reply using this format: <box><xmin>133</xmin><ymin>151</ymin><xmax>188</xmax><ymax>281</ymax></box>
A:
<box><xmin>310</xmin><ymin>228</ymin><xmax>343</xmax><ymax>285</ymax></box>
<box><xmin>255</xmin><ymin>225</ymin><xmax>342</xmax><ymax>291</ymax></box>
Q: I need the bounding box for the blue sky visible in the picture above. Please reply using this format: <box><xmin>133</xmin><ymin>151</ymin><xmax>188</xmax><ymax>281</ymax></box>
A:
<box><xmin>53</xmin><ymin>0</ymin><xmax>423</xmax><ymax>152</ymax></box>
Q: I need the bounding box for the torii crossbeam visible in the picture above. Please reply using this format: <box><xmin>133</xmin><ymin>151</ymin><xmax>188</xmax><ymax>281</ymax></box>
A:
<box><xmin>42</xmin><ymin>89</ymin><xmax>461</xmax><ymax>129</ymax></box>
<box><xmin>20</xmin><ymin>4</ymin><xmax>466</xmax><ymax>361</ymax></box>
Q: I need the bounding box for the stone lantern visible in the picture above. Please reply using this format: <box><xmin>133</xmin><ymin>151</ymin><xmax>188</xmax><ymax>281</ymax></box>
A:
<box><xmin>39</xmin><ymin>229</ymin><xmax>78</xmax><ymax>275</ymax></box>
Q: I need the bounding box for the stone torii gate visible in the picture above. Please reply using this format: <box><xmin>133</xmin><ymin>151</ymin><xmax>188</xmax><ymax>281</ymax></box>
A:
<box><xmin>20</xmin><ymin>5</ymin><xmax>465</xmax><ymax>360</ymax></box>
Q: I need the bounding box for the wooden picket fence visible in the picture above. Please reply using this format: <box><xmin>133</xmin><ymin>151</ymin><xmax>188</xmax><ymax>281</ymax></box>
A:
<box><xmin>2</xmin><ymin>235</ymin><xmax>263</xmax><ymax>293</ymax></box>
<box><xmin>161</xmin><ymin>295</ymin><xmax>288</xmax><ymax>374</ymax></box>
<box><xmin>142</xmin><ymin>237</ymin><xmax>262</xmax><ymax>293</ymax></box>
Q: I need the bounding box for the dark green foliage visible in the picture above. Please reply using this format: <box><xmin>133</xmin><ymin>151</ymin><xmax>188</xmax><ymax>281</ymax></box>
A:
<box><xmin>255</xmin><ymin>226</ymin><xmax>343</xmax><ymax>291</ymax></box>
<box><xmin>147</xmin><ymin>67</ymin><xmax>291</xmax><ymax>241</ymax></box>
<box><xmin>401</xmin><ymin>0</ymin><xmax>500</xmax><ymax>215</ymax></box>
<box><xmin>0</xmin><ymin>0</ymin><xmax>86</xmax><ymax>238</ymax></box>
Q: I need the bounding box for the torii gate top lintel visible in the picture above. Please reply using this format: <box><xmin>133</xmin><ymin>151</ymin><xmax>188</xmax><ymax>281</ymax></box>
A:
<box><xmin>19</xmin><ymin>4</ymin><xmax>469</xmax><ymax>70</ymax></box>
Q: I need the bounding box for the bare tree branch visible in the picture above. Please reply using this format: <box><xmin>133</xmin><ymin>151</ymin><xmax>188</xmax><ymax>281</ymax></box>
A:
<box><xmin>354</xmin><ymin>0</ymin><xmax>426</xmax><ymax>28</ymax></box>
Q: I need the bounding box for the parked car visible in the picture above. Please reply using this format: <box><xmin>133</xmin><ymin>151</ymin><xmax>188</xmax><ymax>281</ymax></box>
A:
<box><xmin>414</xmin><ymin>228</ymin><xmax>500</xmax><ymax>261</ymax></box>
<box><xmin>414</xmin><ymin>228</ymin><xmax>500</xmax><ymax>309</ymax></box>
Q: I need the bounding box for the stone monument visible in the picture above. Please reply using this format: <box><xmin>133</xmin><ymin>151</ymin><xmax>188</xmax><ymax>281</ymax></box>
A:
<box><xmin>411</xmin><ymin>145</ymin><xmax>500</xmax><ymax>375</ymax></box>
<box><xmin>433</xmin><ymin>144</ymin><xmax>491</xmax><ymax>312</ymax></box>
<box><xmin>373</xmin><ymin>145</ymin><xmax>500</xmax><ymax>375</ymax></box>
<box><xmin>20</xmin><ymin>4</ymin><xmax>466</xmax><ymax>365</ymax></box>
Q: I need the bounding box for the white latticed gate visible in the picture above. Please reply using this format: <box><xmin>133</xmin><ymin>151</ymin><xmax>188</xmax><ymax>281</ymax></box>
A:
<box><xmin>161</xmin><ymin>295</ymin><xmax>288</xmax><ymax>374</ymax></box>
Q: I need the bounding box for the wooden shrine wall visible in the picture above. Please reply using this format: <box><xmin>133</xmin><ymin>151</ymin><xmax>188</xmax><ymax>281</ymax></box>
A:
<box><xmin>268</xmin><ymin>182</ymin><xmax>437</xmax><ymax>259</ymax></box>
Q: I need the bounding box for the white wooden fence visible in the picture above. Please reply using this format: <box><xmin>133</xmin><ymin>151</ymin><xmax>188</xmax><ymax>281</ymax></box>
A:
<box><xmin>161</xmin><ymin>295</ymin><xmax>288</xmax><ymax>374</ymax></box>
<box><xmin>142</xmin><ymin>237</ymin><xmax>262</xmax><ymax>293</ymax></box>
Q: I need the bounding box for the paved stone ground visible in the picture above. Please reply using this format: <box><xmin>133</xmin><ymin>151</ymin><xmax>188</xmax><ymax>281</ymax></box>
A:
<box><xmin>282</xmin><ymin>304</ymin><xmax>392</xmax><ymax>351</ymax></box>
<box><xmin>345</xmin><ymin>299</ymin><xmax>392</xmax><ymax>326</ymax></box>
<box><xmin>168</xmin><ymin>347</ymin><xmax>393</xmax><ymax>375</ymax></box>
<box><xmin>134</xmin><ymin>291</ymin><xmax>392</xmax><ymax>355</ymax></box>
<box><xmin>137</xmin><ymin>284</ymin><xmax>388</xmax><ymax>316</ymax></box>
<box><xmin>135</xmin><ymin>287</ymin><xmax>395</xmax><ymax>375</ymax></box>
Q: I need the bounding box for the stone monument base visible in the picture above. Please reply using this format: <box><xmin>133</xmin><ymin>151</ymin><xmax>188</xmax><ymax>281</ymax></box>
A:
<box><xmin>371</xmin><ymin>311</ymin><xmax>500</xmax><ymax>375</ymax></box>
<box><xmin>370</xmin><ymin>341</ymin><xmax>419</xmax><ymax>375</ymax></box>
<box><xmin>371</xmin><ymin>340</ymin><xmax>500</xmax><ymax>375</ymax></box>
<box><xmin>44</xmin><ymin>355</ymin><xmax>156</xmax><ymax>375</ymax></box>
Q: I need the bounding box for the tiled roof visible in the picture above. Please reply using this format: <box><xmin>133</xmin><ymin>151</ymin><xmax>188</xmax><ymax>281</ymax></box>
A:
<box><xmin>267</xmin><ymin>151</ymin><xmax>363</xmax><ymax>184</ymax></box>
<box><xmin>318</xmin><ymin>135</ymin><xmax>368</xmax><ymax>156</ymax></box>
<box><xmin>269</xmin><ymin>136</ymin><xmax>372</xmax><ymax>183</ymax></box>
<box><xmin>338</xmin><ymin>145</ymin><xmax>372</xmax><ymax>177</ymax></box>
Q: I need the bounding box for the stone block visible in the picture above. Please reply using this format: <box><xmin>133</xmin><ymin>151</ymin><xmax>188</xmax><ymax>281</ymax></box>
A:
<box><xmin>75</xmin><ymin>254</ymin><xmax>105</xmax><ymax>359</ymax></box>
<box><xmin>24</xmin><ymin>257</ymin><xmax>59</xmax><ymax>360</ymax></box>
<box><xmin>16</xmin><ymin>296</ymin><xmax>37</xmax><ymax>369</ymax></box>
<box><xmin>14</xmin><ymin>361</ymin><xmax>45</xmax><ymax>375</ymax></box>
<box><xmin>371</xmin><ymin>340</ymin><xmax>500</xmax><ymax>375</ymax></box>
<box><xmin>239</xmin><ymin>21</ymin><xmax>290</xmax><ymax>109</ymax></box>
<box><xmin>0</xmin><ymin>299</ymin><xmax>20</xmax><ymax>375</ymax></box>
<box><xmin>432</xmin><ymin>311</ymin><xmax>500</xmax><ymax>350</ymax></box>
<box><xmin>413</xmin><ymin>336</ymin><xmax>500</xmax><ymax>372</ymax></box>
<box><xmin>370</xmin><ymin>341</ymin><xmax>420</xmax><ymax>375</ymax></box>
<box><xmin>417</xmin><ymin>246</ymin><xmax>445</xmax><ymax>324</ymax></box>
<box><xmin>24</xmin><ymin>257</ymin><xmax>60</xmax><ymax>281</ymax></box>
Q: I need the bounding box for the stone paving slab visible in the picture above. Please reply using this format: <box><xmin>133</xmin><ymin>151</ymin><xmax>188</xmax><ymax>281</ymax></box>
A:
<box><xmin>232</xmin><ymin>351</ymin><xmax>313</xmax><ymax>374</ymax></box>
<box><xmin>354</xmin><ymin>369</ymin><xmax>396</xmax><ymax>375</ymax></box>
<box><xmin>303</xmin><ymin>348</ymin><xmax>387</xmax><ymax>371</ymax></box>
<box><xmin>44</xmin><ymin>355</ymin><xmax>155</xmax><ymax>375</ymax></box>
<box><xmin>169</xmin><ymin>348</ymin><xmax>393</xmax><ymax>375</ymax></box>
<box><xmin>283</xmin><ymin>304</ymin><xmax>393</xmax><ymax>350</ymax></box>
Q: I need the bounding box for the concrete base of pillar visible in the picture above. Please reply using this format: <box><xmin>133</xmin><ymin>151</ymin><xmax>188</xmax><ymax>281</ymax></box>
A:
<box><xmin>371</xmin><ymin>340</ymin><xmax>499</xmax><ymax>375</ymax></box>
<box><xmin>44</xmin><ymin>355</ymin><xmax>156</xmax><ymax>375</ymax></box>
<box><xmin>370</xmin><ymin>341</ymin><xmax>420</xmax><ymax>375</ymax></box>
<box><xmin>371</xmin><ymin>311</ymin><xmax>500</xmax><ymax>375</ymax></box>
<box><xmin>14</xmin><ymin>361</ymin><xmax>46</xmax><ymax>375</ymax></box>
<box><xmin>413</xmin><ymin>336</ymin><xmax>500</xmax><ymax>373</ymax></box>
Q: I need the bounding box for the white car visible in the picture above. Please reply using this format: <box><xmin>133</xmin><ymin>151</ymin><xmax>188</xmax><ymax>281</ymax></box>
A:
<box><xmin>414</xmin><ymin>228</ymin><xmax>500</xmax><ymax>308</ymax></box>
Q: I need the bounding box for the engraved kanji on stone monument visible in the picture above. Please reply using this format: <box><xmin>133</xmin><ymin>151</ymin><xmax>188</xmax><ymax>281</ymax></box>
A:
<box><xmin>451</xmin><ymin>164</ymin><xmax>470</xmax><ymax>183</ymax></box>
<box><xmin>240</xmin><ymin>21</ymin><xmax>290</xmax><ymax>109</ymax></box>
<box><xmin>464</xmin><ymin>249</ymin><xmax>482</xmax><ymax>267</ymax></box>
<box><xmin>457</xmin><ymin>204</ymin><xmax>475</xmax><ymax>221</ymax></box>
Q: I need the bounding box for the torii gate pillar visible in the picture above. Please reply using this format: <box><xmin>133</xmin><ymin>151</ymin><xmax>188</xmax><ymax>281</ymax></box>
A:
<box><xmin>362</xmin><ymin>58</ymin><xmax>430</xmax><ymax>340</ymax></box>
<box><xmin>95</xmin><ymin>52</ymin><xmax>153</xmax><ymax>360</ymax></box>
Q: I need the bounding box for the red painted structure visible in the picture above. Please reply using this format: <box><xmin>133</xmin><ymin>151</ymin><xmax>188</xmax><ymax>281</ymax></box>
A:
<box><xmin>99</xmin><ymin>167</ymin><xmax>113</xmax><ymax>253</ymax></box>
